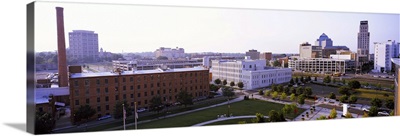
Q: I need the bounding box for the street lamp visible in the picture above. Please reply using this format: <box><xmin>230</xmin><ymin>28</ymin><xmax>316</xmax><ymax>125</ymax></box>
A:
<box><xmin>227</xmin><ymin>98</ymin><xmax>230</xmax><ymax>117</ymax></box>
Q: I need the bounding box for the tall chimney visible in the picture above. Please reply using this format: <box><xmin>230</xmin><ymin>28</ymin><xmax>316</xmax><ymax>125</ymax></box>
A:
<box><xmin>56</xmin><ymin>7</ymin><xmax>68</xmax><ymax>87</ymax></box>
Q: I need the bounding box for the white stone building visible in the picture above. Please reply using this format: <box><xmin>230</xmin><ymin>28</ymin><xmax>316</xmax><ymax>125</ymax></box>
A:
<box><xmin>373</xmin><ymin>40</ymin><xmax>400</xmax><ymax>73</ymax></box>
<box><xmin>211</xmin><ymin>58</ymin><xmax>292</xmax><ymax>90</ymax></box>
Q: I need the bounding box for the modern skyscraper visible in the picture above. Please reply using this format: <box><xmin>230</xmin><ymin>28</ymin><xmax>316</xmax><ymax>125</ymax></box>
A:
<box><xmin>357</xmin><ymin>20</ymin><xmax>370</xmax><ymax>66</ymax></box>
<box><xmin>56</xmin><ymin>7</ymin><xmax>68</xmax><ymax>87</ymax></box>
<box><xmin>373</xmin><ymin>40</ymin><xmax>399</xmax><ymax>73</ymax></box>
<box><xmin>245</xmin><ymin>49</ymin><xmax>260</xmax><ymax>60</ymax></box>
<box><xmin>68</xmin><ymin>30</ymin><xmax>99</xmax><ymax>62</ymax></box>
<box><xmin>315</xmin><ymin>33</ymin><xmax>333</xmax><ymax>49</ymax></box>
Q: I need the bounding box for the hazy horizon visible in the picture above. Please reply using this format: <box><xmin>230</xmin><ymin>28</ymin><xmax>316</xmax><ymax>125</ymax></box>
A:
<box><xmin>35</xmin><ymin>1</ymin><xmax>400</xmax><ymax>54</ymax></box>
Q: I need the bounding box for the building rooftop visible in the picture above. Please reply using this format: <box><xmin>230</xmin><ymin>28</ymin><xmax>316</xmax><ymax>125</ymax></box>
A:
<box><xmin>35</xmin><ymin>87</ymin><xmax>69</xmax><ymax>104</ymax></box>
<box><xmin>70</xmin><ymin>66</ymin><xmax>208</xmax><ymax>78</ymax></box>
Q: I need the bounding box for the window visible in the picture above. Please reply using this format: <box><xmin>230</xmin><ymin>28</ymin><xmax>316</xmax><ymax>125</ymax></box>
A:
<box><xmin>86</xmin><ymin>99</ymin><xmax>90</xmax><ymax>104</ymax></box>
<box><xmin>144</xmin><ymin>84</ymin><xmax>147</xmax><ymax>88</ymax></box>
<box><xmin>130</xmin><ymin>94</ymin><xmax>133</xmax><ymax>98</ymax></box>
<box><xmin>115</xmin><ymin>77</ymin><xmax>118</xmax><ymax>83</ymax></box>
<box><xmin>106</xmin><ymin>105</ymin><xmax>109</xmax><ymax>110</ymax></box>
<box><xmin>74</xmin><ymin>90</ymin><xmax>79</xmax><ymax>96</ymax></box>
<box><xmin>97</xmin><ymin>97</ymin><xmax>100</xmax><ymax>102</ymax></box>
<box><xmin>96</xmin><ymin>79</ymin><xmax>100</xmax><ymax>85</ymax></box>
<box><xmin>74</xmin><ymin>80</ymin><xmax>79</xmax><ymax>86</ymax></box>
<box><xmin>163</xmin><ymin>90</ymin><xmax>166</xmax><ymax>94</ymax></box>
<box><xmin>151</xmin><ymin>91</ymin><xmax>154</xmax><ymax>96</ymax></box>
<box><xmin>85</xmin><ymin>79</ymin><xmax>90</xmax><ymax>86</ymax></box>
<box><xmin>144</xmin><ymin>100</ymin><xmax>147</xmax><ymax>104</ymax></box>
<box><xmin>123</xmin><ymin>94</ymin><xmax>126</xmax><ymax>99</ymax></box>
<box><xmin>115</xmin><ymin>86</ymin><xmax>118</xmax><ymax>91</ymax></box>
<box><xmin>105</xmin><ymin>79</ymin><xmax>108</xmax><ymax>84</ymax></box>
<box><xmin>85</xmin><ymin>88</ymin><xmax>89</xmax><ymax>95</ymax></box>
<box><xmin>105</xmin><ymin>96</ymin><xmax>109</xmax><ymax>102</ymax></box>
<box><xmin>130</xmin><ymin>86</ymin><xmax>133</xmax><ymax>90</ymax></box>
<box><xmin>105</xmin><ymin>87</ymin><xmax>109</xmax><ymax>93</ymax></box>
<box><xmin>123</xmin><ymin>77</ymin><xmax>126</xmax><ymax>82</ymax></box>
<box><xmin>115</xmin><ymin>95</ymin><xmax>119</xmax><ymax>100</ymax></box>
<box><xmin>144</xmin><ymin>92</ymin><xmax>147</xmax><ymax>96</ymax></box>
<box><xmin>130</xmin><ymin>77</ymin><xmax>133</xmax><ymax>82</ymax></box>
<box><xmin>75</xmin><ymin>100</ymin><xmax>79</xmax><ymax>105</ymax></box>
<box><xmin>123</xmin><ymin>86</ymin><xmax>126</xmax><ymax>91</ymax></box>
<box><xmin>97</xmin><ymin>106</ymin><xmax>101</xmax><ymax>112</ymax></box>
<box><xmin>137</xmin><ymin>85</ymin><xmax>140</xmax><ymax>89</ymax></box>
<box><xmin>137</xmin><ymin>93</ymin><xmax>141</xmax><ymax>97</ymax></box>
<box><xmin>96</xmin><ymin>88</ymin><xmax>100</xmax><ymax>94</ymax></box>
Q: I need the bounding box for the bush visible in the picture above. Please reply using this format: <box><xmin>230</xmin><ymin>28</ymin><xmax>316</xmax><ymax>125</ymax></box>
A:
<box><xmin>244</xmin><ymin>95</ymin><xmax>250</xmax><ymax>100</ymax></box>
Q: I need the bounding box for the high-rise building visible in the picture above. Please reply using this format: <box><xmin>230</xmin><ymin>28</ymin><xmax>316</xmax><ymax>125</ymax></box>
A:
<box><xmin>357</xmin><ymin>20</ymin><xmax>370</xmax><ymax>66</ymax></box>
<box><xmin>373</xmin><ymin>40</ymin><xmax>399</xmax><ymax>73</ymax></box>
<box><xmin>299</xmin><ymin>42</ymin><xmax>322</xmax><ymax>59</ymax></box>
<box><xmin>245</xmin><ymin>49</ymin><xmax>260</xmax><ymax>60</ymax></box>
<box><xmin>260</xmin><ymin>52</ymin><xmax>272</xmax><ymax>60</ymax></box>
<box><xmin>68</xmin><ymin>30</ymin><xmax>99</xmax><ymax>62</ymax></box>
<box><xmin>315</xmin><ymin>33</ymin><xmax>333</xmax><ymax>49</ymax></box>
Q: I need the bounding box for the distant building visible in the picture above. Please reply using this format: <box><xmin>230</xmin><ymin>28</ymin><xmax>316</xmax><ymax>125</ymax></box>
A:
<box><xmin>245</xmin><ymin>49</ymin><xmax>260</xmax><ymax>60</ymax></box>
<box><xmin>260</xmin><ymin>52</ymin><xmax>272</xmax><ymax>60</ymax></box>
<box><xmin>299</xmin><ymin>42</ymin><xmax>322</xmax><ymax>59</ymax></box>
<box><xmin>211</xmin><ymin>59</ymin><xmax>292</xmax><ymax>90</ymax></box>
<box><xmin>369</xmin><ymin>53</ymin><xmax>375</xmax><ymax>62</ymax></box>
<box><xmin>68</xmin><ymin>30</ymin><xmax>99</xmax><ymax>62</ymax></box>
<box><xmin>391</xmin><ymin>58</ymin><xmax>400</xmax><ymax>116</ymax></box>
<box><xmin>357</xmin><ymin>20</ymin><xmax>370</xmax><ymax>65</ymax></box>
<box><xmin>112</xmin><ymin>59</ymin><xmax>203</xmax><ymax>71</ymax></box>
<box><xmin>315</xmin><ymin>33</ymin><xmax>333</xmax><ymax>49</ymax></box>
<box><xmin>154</xmin><ymin>47</ymin><xmax>185</xmax><ymax>59</ymax></box>
<box><xmin>373</xmin><ymin>40</ymin><xmax>399</xmax><ymax>73</ymax></box>
<box><xmin>288</xmin><ymin>58</ymin><xmax>353</xmax><ymax>74</ymax></box>
<box><xmin>322</xmin><ymin>46</ymin><xmax>350</xmax><ymax>58</ymax></box>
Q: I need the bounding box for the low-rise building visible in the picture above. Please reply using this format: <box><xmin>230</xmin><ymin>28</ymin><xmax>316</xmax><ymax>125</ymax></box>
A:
<box><xmin>288</xmin><ymin>58</ymin><xmax>353</xmax><ymax>74</ymax></box>
<box><xmin>211</xmin><ymin>58</ymin><xmax>291</xmax><ymax>90</ymax></box>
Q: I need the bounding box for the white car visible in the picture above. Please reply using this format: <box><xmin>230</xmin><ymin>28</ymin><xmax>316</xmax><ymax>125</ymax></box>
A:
<box><xmin>97</xmin><ymin>115</ymin><xmax>112</xmax><ymax>121</ymax></box>
<box><xmin>137</xmin><ymin>108</ymin><xmax>146</xmax><ymax>113</ymax></box>
<box><xmin>362</xmin><ymin>108</ymin><xmax>369</xmax><ymax>112</ymax></box>
<box><xmin>378</xmin><ymin>111</ymin><xmax>389</xmax><ymax>116</ymax></box>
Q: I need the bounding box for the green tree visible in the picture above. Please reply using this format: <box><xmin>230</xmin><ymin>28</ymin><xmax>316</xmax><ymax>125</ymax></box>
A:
<box><xmin>390</xmin><ymin>110</ymin><xmax>395</xmax><ymax>116</ymax></box>
<box><xmin>329</xmin><ymin>108</ymin><xmax>337</xmax><ymax>119</ymax></box>
<box><xmin>296</xmin><ymin>87</ymin><xmax>304</xmax><ymax>95</ymax></box>
<box><xmin>345</xmin><ymin>112</ymin><xmax>353</xmax><ymax>118</ymax></box>
<box><xmin>298</xmin><ymin>94</ymin><xmax>306</xmax><ymax>105</ymax></box>
<box><xmin>290</xmin><ymin>93</ymin><xmax>296</xmax><ymax>101</ymax></box>
<box><xmin>290</xmin><ymin>87</ymin><xmax>296</xmax><ymax>95</ymax></box>
<box><xmin>177</xmin><ymin>90</ymin><xmax>194</xmax><ymax>108</ymax></box>
<box><xmin>237</xmin><ymin>82</ymin><xmax>244</xmax><ymax>90</ymax></box>
<box><xmin>307</xmin><ymin>76</ymin><xmax>312</xmax><ymax>82</ymax></box>
<box><xmin>328</xmin><ymin>92</ymin><xmax>336</xmax><ymax>99</ymax></box>
<box><xmin>316</xmin><ymin>115</ymin><xmax>327</xmax><ymax>120</ymax></box>
<box><xmin>222</xmin><ymin>87</ymin><xmax>235</xmax><ymax>98</ymax></box>
<box><xmin>74</xmin><ymin>105</ymin><xmax>96</xmax><ymax>122</ymax></box>
<box><xmin>349</xmin><ymin>95</ymin><xmax>358</xmax><ymax>104</ymax></box>
<box><xmin>323</xmin><ymin>75</ymin><xmax>331</xmax><ymax>84</ymax></box>
<box><xmin>210</xmin><ymin>84</ymin><xmax>219</xmax><ymax>92</ymax></box>
<box><xmin>238</xmin><ymin>121</ymin><xmax>247</xmax><ymax>124</ymax></box>
<box><xmin>300</xmin><ymin>76</ymin><xmax>304</xmax><ymax>83</ymax></box>
<box><xmin>284</xmin><ymin>87</ymin><xmax>290</xmax><ymax>94</ymax></box>
<box><xmin>272</xmin><ymin>84</ymin><xmax>277</xmax><ymax>92</ymax></box>
<box><xmin>338</xmin><ymin>86</ymin><xmax>351</xmax><ymax>96</ymax></box>
<box><xmin>113</xmin><ymin>101</ymin><xmax>131</xmax><ymax>119</ymax></box>
<box><xmin>390</xmin><ymin>85</ymin><xmax>395</xmax><ymax>90</ymax></box>
<box><xmin>376</xmin><ymin>83</ymin><xmax>382</xmax><ymax>90</ymax></box>
<box><xmin>368</xmin><ymin>106</ymin><xmax>378</xmax><ymax>117</ymax></box>
<box><xmin>290</xmin><ymin>78</ymin><xmax>295</xmax><ymax>85</ymax></box>
<box><xmin>273</xmin><ymin>60</ymin><xmax>281</xmax><ymax>67</ymax></box>
<box><xmin>371</xmin><ymin>98</ymin><xmax>383</xmax><ymax>107</ymax></box>
<box><xmin>348</xmin><ymin>80</ymin><xmax>361</xmax><ymax>89</ymax></box>
<box><xmin>149</xmin><ymin>96</ymin><xmax>164</xmax><ymax>114</ymax></box>
<box><xmin>222</xmin><ymin>79</ymin><xmax>227</xmax><ymax>86</ymax></box>
<box><xmin>214</xmin><ymin>79</ymin><xmax>221</xmax><ymax>86</ymax></box>
<box><xmin>268</xmin><ymin>110</ymin><xmax>281</xmax><ymax>122</ymax></box>
<box><xmin>342</xmin><ymin>79</ymin><xmax>346</xmax><ymax>84</ymax></box>
<box><xmin>333</xmin><ymin>78</ymin><xmax>336</xmax><ymax>83</ymax></box>
<box><xmin>281</xmin><ymin>92</ymin><xmax>287</xmax><ymax>100</ymax></box>
<box><xmin>339</xmin><ymin>95</ymin><xmax>348</xmax><ymax>103</ymax></box>
<box><xmin>35</xmin><ymin>111</ymin><xmax>55</xmax><ymax>134</ymax></box>
<box><xmin>252</xmin><ymin>113</ymin><xmax>266</xmax><ymax>123</ymax></box>
<box><xmin>277</xmin><ymin>84</ymin><xmax>284</xmax><ymax>93</ymax></box>
<box><xmin>385</xmin><ymin>99</ymin><xmax>395</xmax><ymax>109</ymax></box>
<box><xmin>230</xmin><ymin>81</ymin><xmax>235</xmax><ymax>87</ymax></box>
<box><xmin>281</xmin><ymin>104</ymin><xmax>293</xmax><ymax>115</ymax></box>
<box><xmin>265</xmin><ymin>90</ymin><xmax>271</xmax><ymax>97</ymax></box>
<box><xmin>295</xmin><ymin>77</ymin><xmax>299</xmax><ymax>84</ymax></box>
<box><xmin>314</xmin><ymin>76</ymin><xmax>317</xmax><ymax>81</ymax></box>
<box><xmin>272</xmin><ymin>91</ymin><xmax>279</xmax><ymax>99</ymax></box>
<box><xmin>304</xmin><ymin>87</ymin><xmax>313</xmax><ymax>97</ymax></box>
<box><xmin>258</xmin><ymin>90</ymin><xmax>264</xmax><ymax>95</ymax></box>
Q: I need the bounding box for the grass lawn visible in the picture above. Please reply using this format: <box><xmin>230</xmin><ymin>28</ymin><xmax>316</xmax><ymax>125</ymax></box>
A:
<box><xmin>125</xmin><ymin>100</ymin><xmax>305</xmax><ymax>130</ymax></box>
<box><xmin>354</xmin><ymin>88</ymin><xmax>394</xmax><ymax>100</ymax></box>
<box><xmin>306</xmin><ymin>83</ymin><xmax>339</xmax><ymax>97</ymax></box>
<box><xmin>204</xmin><ymin>118</ymin><xmax>256</xmax><ymax>126</ymax></box>
<box><xmin>85</xmin><ymin>97</ymin><xmax>233</xmax><ymax>132</ymax></box>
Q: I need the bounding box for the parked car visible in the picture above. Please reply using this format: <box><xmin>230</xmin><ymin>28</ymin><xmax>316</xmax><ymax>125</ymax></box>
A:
<box><xmin>378</xmin><ymin>111</ymin><xmax>389</xmax><ymax>116</ymax></box>
<box><xmin>362</xmin><ymin>108</ymin><xmax>370</xmax><ymax>112</ymax></box>
<box><xmin>97</xmin><ymin>115</ymin><xmax>112</xmax><ymax>121</ymax></box>
<box><xmin>137</xmin><ymin>108</ymin><xmax>147</xmax><ymax>113</ymax></box>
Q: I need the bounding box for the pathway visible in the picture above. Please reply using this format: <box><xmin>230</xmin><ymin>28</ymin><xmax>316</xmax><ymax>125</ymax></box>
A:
<box><xmin>191</xmin><ymin>115</ymin><xmax>269</xmax><ymax>126</ymax></box>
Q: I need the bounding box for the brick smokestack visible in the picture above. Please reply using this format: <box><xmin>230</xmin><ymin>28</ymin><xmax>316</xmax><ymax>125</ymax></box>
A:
<box><xmin>56</xmin><ymin>7</ymin><xmax>68</xmax><ymax>87</ymax></box>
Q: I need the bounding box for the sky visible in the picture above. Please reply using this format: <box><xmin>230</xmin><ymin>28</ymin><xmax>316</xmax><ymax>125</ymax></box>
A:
<box><xmin>35</xmin><ymin>1</ymin><xmax>400</xmax><ymax>54</ymax></box>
